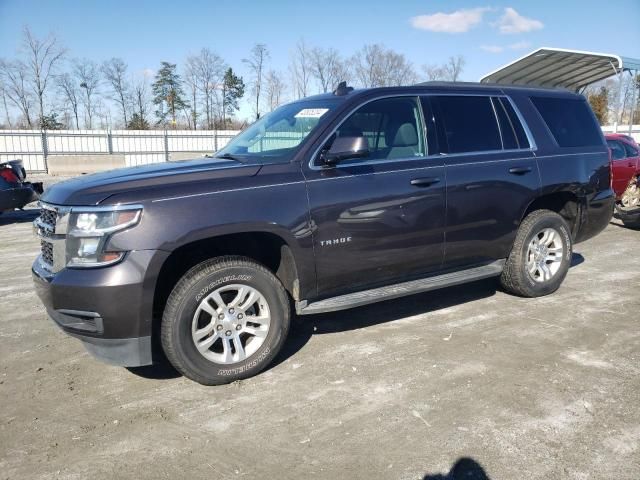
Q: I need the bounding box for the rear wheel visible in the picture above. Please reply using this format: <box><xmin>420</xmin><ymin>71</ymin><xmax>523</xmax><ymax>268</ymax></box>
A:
<box><xmin>500</xmin><ymin>210</ymin><xmax>573</xmax><ymax>297</ymax></box>
<box><xmin>161</xmin><ymin>256</ymin><xmax>290</xmax><ymax>385</ymax></box>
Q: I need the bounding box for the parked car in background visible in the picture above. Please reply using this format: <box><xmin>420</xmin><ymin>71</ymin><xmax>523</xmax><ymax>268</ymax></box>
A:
<box><xmin>0</xmin><ymin>159</ymin><xmax>43</xmax><ymax>214</ymax></box>
<box><xmin>33</xmin><ymin>82</ymin><xmax>614</xmax><ymax>385</ymax></box>
<box><xmin>606</xmin><ymin>133</ymin><xmax>640</xmax><ymax>228</ymax></box>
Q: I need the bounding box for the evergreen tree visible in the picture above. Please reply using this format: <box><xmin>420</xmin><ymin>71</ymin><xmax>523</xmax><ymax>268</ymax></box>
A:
<box><xmin>39</xmin><ymin>112</ymin><xmax>64</xmax><ymax>130</ymax></box>
<box><xmin>127</xmin><ymin>112</ymin><xmax>150</xmax><ymax>130</ymax></box>
<box><xmin>221</xmin><ymin>68</ymin><xmax>245</xmax><ymax>127</ymax></box>
<box><xmin>152</xmin><ymin>62</ymin><xmax>188</xmax><ymax>127</ymax></box>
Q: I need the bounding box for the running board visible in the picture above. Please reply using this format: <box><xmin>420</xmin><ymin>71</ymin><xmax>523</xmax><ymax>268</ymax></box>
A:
<box><xmin>296</xmin><ymin>260</ymin><xmax>505</xmax><ymax>315</ymax></box>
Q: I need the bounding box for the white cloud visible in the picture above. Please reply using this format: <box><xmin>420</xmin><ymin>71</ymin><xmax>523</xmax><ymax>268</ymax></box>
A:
<box><xmin>509</xmin><ymin>41</ymin><xmax>531</xmax><ymax>50</ymax></box>
<box><xmin>481</xmin><ymin>45</ymin><xmax>504</xmax><ymax>53</ymax></box>
<box><xmin>411</xmin><ymin>7</ymin><xmax>490</xmax><ymax>33</ymax></box>
<box><xmin>494</xmin><ymin>8</ymin><xmax>543</xmax><ymax>34</ymax></box>
<box><xmin>481</xmin><ymin>41</ymin><xmax>532</xmax><ymax>54</ymax></box>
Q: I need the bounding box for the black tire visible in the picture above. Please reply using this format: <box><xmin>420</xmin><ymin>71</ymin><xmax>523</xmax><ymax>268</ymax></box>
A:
<box><xmin>500</xmin><ymin>209</ymin><xmax>573</xmax><ymax>298</ymax></box>
<box><xmin>161</xmin><ymin>256</ymin><xmax>290</xmax><ymax>385</ymax></box>
<box><xmin>615</xmin><ymin>204</ymin><xmax>640</xmax><ymax>229</ymax></box>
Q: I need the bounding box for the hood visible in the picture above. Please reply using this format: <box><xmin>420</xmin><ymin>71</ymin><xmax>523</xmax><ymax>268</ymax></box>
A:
<box><xmin>42</xmin><ymin>157</ymin><xmax>262</xmax><ymax>205</ymax></box>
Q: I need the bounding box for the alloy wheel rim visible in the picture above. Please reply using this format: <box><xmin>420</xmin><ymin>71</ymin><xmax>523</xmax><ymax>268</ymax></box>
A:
<box><xmin>191</xmin><ymin>284</ymin><xmax>271</xmax><ymax>364</ymax></box>
<box><xmin>526</xmin><ymin>228</ymin><xmax>564</xmax><ymax>283</ymax></box>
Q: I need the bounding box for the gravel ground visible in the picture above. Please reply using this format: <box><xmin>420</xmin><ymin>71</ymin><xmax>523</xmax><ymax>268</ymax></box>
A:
<box><xmin>0</xmin><ymin>190</ymin><xmax>638</xmax><ymax>480</ymax></box>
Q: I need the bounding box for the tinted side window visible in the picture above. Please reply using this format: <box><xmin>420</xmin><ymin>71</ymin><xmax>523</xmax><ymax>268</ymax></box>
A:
<box><xmin>492</xmin><ymin>97</ymin><xmax>518</xmax><ymax>150</ymax></box>
<box><xmin>623</xmin><ymin>142</ymin><xmax>639</xmax><ymax>157</ymax></box>
<box><xmin>500</xmin><ymin>98</ymin><xmax>530</xmax><ymax>149</ymax></box>
<box><xmin>531</xmin><ymin>96</ymin><xmax>603</xmax><ymax>147</ymax></box>
<box><xmin>607</xmin><ymin>140</ymin><xmax>626</xmax><ymax>160</ymax></box>
<box><xmin>336</xmin><ymin>97</ymin><xmax>425</xmax><ymax>162</ymax></box>
<box><xmin>431</xmin><ymin>96</ymin><xmax>502</xmax><ymax>154</ymax></box>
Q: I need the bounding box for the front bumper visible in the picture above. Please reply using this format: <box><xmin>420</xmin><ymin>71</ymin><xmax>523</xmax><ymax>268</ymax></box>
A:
<box><xmin>32</xmin><ymin>249</ymin><xmax>169</xmax><ymax>366</ymax></box>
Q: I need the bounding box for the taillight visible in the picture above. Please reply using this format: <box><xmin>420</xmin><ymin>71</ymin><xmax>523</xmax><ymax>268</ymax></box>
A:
<box><xmin>0</xmin><ymin>168</ymin><xmax>19</xmax><ymax>183</ymax></box>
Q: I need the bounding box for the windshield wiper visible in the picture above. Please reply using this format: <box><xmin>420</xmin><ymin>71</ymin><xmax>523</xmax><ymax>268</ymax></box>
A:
<box><xmin>214</xmin><ymin>152</ymin><xmax>246</xmax><ymax>163</ymax></box>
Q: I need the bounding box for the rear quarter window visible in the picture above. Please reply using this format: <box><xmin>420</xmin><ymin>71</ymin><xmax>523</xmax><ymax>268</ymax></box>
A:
<box><xmin>531</xmin><ymin>96</ymin><xmax>603</xmax><ymax>148</ymax></box>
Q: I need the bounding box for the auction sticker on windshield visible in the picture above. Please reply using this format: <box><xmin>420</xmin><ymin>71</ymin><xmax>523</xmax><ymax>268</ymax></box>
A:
<box><xmin>294</xmin><ymin>108</ymin><xmax>329</xmax><ymax>118</ymax></box>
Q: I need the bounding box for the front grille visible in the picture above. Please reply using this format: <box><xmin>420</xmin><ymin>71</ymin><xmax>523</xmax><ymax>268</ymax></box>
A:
<box><xmin>39</xmin><ymin>207</ymin><xmax>57</xmax><ymax>231</ymax></box>
<box><xmin>41</xmin><ymin>240</ymin><xmax>54</xmax><ymax>266</ymax></box>
<box><xmin>37</xmin><ymin>204</ymin><xmax>59</xmax><ymax>268</ymax></box>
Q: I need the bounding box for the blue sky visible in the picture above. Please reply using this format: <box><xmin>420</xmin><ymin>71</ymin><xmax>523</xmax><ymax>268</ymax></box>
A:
<box><xmin>1</xmin><ymin>0</ymin><xmax>639</xmax><ymax>121</ymax></box>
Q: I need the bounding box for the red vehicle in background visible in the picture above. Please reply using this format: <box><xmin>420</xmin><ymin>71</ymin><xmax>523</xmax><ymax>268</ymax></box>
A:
<box><xmin>605</xmin><ymin>133</ymin><xmax>640</xmax><ymax>228</ymax></box>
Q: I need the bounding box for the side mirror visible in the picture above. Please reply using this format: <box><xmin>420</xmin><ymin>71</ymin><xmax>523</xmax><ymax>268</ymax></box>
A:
<box><xmin>321</xmin><ymin>136</ymin><xmax>369</xmax><ymax>166</ymax></box>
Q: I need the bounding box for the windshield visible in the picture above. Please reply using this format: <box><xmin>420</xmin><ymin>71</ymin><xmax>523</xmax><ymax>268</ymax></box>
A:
<box><xmin>216</xmin><ymin>98</ymin><xmax>342</xmax><ymax>164</ymax></box>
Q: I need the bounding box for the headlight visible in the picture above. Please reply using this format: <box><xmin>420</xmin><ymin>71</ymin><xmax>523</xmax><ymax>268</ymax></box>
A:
<box><xmin>66</xmin><ymin>206</ymin><xmax>142</xmax><ymax>268</ymax></box>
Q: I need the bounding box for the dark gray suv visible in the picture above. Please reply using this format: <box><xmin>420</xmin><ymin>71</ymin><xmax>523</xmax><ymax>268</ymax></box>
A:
<box><xmin>33</xmin><ymin>82</ymin><xmax>614</xmax><ymax>385</ymax></box>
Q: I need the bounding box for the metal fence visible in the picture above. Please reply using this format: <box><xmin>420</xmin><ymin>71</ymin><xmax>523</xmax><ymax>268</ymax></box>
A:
<box><xmin>2</xmin><ymin>125</ymin><xmax>639</xmax><ymax>173</ymax></box>
<box><xmin>0</xmin><ymin>129</ymin><xmax>240</xmax><ymax>172</ymax></box>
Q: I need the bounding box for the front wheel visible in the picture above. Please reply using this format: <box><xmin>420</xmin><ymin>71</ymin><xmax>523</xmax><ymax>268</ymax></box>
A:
<box><xmin>161</xmin><ymin>256</ymin><xmax>290</xmax><ymax>385</ymax></box>
<box><xmin>500</xmin><ymin>209</ymin><xmax>573</xmax><ymax>297</ymax></box>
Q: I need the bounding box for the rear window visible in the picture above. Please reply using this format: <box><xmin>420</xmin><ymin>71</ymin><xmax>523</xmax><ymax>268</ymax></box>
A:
<box><xmin>531</xmin><ymin>96</ymin><xmax>602</xmax><ymax>147</ymax></box>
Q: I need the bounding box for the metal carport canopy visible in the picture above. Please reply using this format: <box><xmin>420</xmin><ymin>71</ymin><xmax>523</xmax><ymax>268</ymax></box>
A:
<box><xmin>479</xmin><ymin>47</ymin><xmax>640</xmax><ymax>92</ymax></box>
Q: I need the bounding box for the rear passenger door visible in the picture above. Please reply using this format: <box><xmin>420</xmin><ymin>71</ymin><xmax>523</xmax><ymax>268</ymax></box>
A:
<box><xmin>623</xmin><ymin>142</ymin><xmax>640</xmax><ymax>172</ymax></box>
<box><xmin>424</xmin><ymin>94</ymin><xmax>539</xmax><ymax>268</ymax></box>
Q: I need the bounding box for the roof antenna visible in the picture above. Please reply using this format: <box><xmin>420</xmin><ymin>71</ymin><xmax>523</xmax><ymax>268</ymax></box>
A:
<box><xmin>333</xmin><ymin>81</ymin><xmax>353</xmax><ymax>96</ymax></box>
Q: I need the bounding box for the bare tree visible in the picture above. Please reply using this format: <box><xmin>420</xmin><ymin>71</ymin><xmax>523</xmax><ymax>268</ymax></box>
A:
<box><xmin>183</xmin><ymin>56</ymin><xmax>199</xmax><ymax>129</ymax></box>
<box><xmin>190</xmin><ymin>48</ymin><xmax>225</xmax><ymax>129</ymax></box>
<box><xmin>101</xmin><ymin>58</ymin><xmax>130</xmax><ymax>127</ymax></box>
<box><xmin>56</xmin><ymin>72</ymin><xmax>81</xmax><ymax>129</ymax></box>
<box><xmin>352</xmin><ymin>44</ymin><xmax>416</xmax><ymax>87</ymax></box>
<box><xmin>22</xmin><ymin>27</ymin><xmax>65</xmax><ymax>124</ymax></box>
<box><xmin>264</xmin><ymin>70</ymin><xmax>286</xmax><ymax>111</ymax></box>
<box><xmin>131</xmin><ymin>73</ymin><xmax>151</xmax><ymax>128</ymax></box>
<box><xmin>384</xmin><ymin>51</ymin><xmax>418</xmax><ymax>86</ymax></box>
<box><xmin>352</xmin><ymin>44</ymin><xmax>382</xmax><ymax>88</ymax></box>
<box><xmin>93</xmin><ymin>98</ymin><xmax>111</xmax><ymax>129</ymax></box>
<box><xmin>73</xmin><ymin>59</ymin><xmax>100</xmax><ymax>128</ymax></box>
<box><xmin>309</xmin><ymin>47</ymin><xmax>349</xmax><ymax>93</ymax></box>
<box><xmin>443</xmin><ymin>55</ymin><xmax>465</xmax><ymax>82</ymax></box>
<box><xmin>0</xmin><ymin>78</ymin><xmax>11</xmax><ymax>127</ymax></box>
<box><xmin>422</xmin><ymin>64</ymin><xmax>447</xmax><ymax>81</ymax></box>
<box><xmin>289</xmin><ymin>39</ymin><xmax>311</xmax><ymax>99</ymax></box>
<box><xmin>0</xmin><ymin>60</ymin><xmax>33</xmax><ymax>127</ymax></box>
<box><xmin>243</xmin><ymin>44</ymin><xmax>269</xmax><ymax>120</ymax></box>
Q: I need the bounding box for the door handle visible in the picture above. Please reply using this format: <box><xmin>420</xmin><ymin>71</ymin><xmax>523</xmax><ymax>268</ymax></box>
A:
<box><xmin>410</xmin><ymin>177</ymin><xmax>441</xmax><ymax>187</ymax></box>
<box><xmin>509</xmin><ymin>166</ymin><xmax>532</xmax><ymax>175</ymax></box>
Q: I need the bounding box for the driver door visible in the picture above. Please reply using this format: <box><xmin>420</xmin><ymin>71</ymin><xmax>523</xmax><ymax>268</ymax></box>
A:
<box><xmin>303</xmin><ymin>96</ymin><xmax>446</xmax><ymax>298</ymax></box>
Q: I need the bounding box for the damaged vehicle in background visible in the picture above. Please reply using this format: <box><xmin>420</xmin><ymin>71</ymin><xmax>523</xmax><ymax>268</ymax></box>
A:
<box><xmin>0</xmin><ymin>159</ymin><xmax>43</xmax><ymax>215</ymax></box>
<box><xmin>606</xmin><ymin>133</ymin><xmax>640</xmax><ymax>228</ymax></box>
